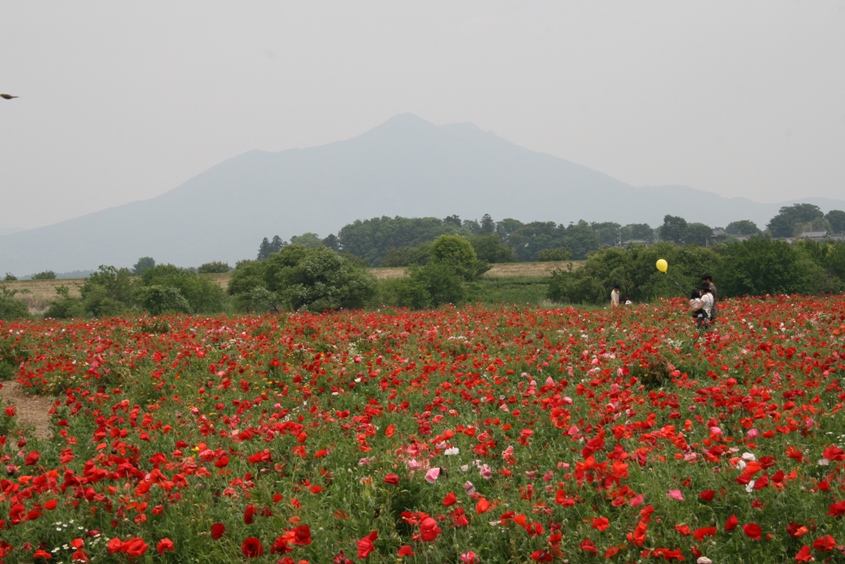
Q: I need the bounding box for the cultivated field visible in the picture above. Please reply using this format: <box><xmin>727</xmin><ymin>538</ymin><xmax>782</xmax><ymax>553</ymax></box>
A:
<box><xmin>1</xmin><ymin>296</ymin><xmax>844</xmax><ymax>562</ymax></box>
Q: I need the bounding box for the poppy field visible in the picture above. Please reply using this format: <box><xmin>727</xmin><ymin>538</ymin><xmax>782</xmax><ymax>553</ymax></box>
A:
<box><xmin>2</xmin><ymin>296</ymin><xmax>845</xmax><ymax>563</ymax></box>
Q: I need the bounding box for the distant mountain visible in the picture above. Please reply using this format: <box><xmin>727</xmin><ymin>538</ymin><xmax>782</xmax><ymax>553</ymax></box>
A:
<box><xmin>1</xmin><ymin>113</ymin><xmax>843</xmax><ymax>275</ymax></box>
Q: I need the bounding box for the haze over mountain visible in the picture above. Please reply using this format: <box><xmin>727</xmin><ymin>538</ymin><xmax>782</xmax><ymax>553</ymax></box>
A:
<box><xmin>1</xmin><ymin>114</ymin><xmax>842</xmax><ymax>276</ymax></box>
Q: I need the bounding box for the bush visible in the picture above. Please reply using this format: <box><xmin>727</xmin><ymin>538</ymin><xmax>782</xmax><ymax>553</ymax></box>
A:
<box><xmin>43</xmin><ymin>286</ymin><xmax>85</xmax><ymax>319</ymax></box>
<box><xmin>230</xmin><ymin>245</ymin><xmax>376</xmax><ymax>312</ymax></box>
<box><xmin>399</xmin><ymin>263</ymin><xmax>467</xmax><ymax>308</ymax></box>
<box><xmin>32</xmin><ymin>270</ymin><xmax>56</xmax><ymax>280</ymax></box>
<box><xmin>140</xmin><ymin>285</ymin><xmax>192</xmax><ymax>315</ymax></box>
<box><xmin>718</xmin><ymin>238</ymin><xmax>818</xmax><ymax>297</ymax></box>
<box><xmin>197</xmin><ymin>261</ymin><xmax>231</xmax><ymax>274</ymax></box>
<box><xmin>547</xmin><ymin>242</ymin><xmax>721</xmax><ymax>305</ymax></box>
<box><xmin>80</xmin><ymin>266</ymin><xmax>137</xmax><ymax>316</ymax></box>
<box><xmin>0</xmin><ymin>286</ymin><xmax>29</xmax><ymax>320</ymax></box>
<box><xmin>140</xmin><ymin>264</ymin><xmax>227</xmax><ymax>313</ymax></box>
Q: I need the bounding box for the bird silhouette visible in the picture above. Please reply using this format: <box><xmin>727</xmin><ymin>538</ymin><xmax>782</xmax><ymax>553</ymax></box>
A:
<box><xmin>1</xmin><ymin>93</ymin><xmax>19</xmax><ymax>100</ymax></box>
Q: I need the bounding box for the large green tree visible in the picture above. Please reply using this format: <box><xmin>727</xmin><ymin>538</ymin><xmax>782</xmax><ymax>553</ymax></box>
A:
<box><xmin>658</xmin><ymin>215</ymin><xmax>688</xmax><ymax>244</ymax></box>
<box><xmin>825</xmin><ymin>210</ymin><xmax>845</xmax><ymax>234</ymax></box>
<box><xmin>767</xmin><ymin>203</ymin><xmax>826</xmax><ymax>237</ymax></box>
<box><xmin>725</xmin><ymin>220</ymin><xmax>761</xmax><ymax>236</ymax></box>
<box><xmin>229</xmin><ymin>245</ymin><xmax>376</xmax><ymax>312</ymax></box>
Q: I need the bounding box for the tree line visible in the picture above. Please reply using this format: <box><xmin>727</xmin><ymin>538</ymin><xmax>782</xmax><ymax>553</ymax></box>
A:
<box><xmin>253</xmin><ymin>203</ymin><xmax>845</xmax><ymax>268</ymax></box>
<box><xmin>2</xmin><ymin>203</ymin><xmax>845</xmax><ymax>320</ymax></box>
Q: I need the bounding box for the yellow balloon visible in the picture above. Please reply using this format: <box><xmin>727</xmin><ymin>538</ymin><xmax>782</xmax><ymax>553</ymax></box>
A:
<box><xmin>656</xmin><ymin>259</ymin><xmax>668</xmax><ymax>273</ymax></box>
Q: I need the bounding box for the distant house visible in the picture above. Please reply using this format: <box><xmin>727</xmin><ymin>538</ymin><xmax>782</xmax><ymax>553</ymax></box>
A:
<box><xmin>798</xmin><ymin>230</ymin><xmax>828</xmax><ymax>242</ymax></box>
<box><xmin>622</xmin><ymin>239</ymin><xmax>652</xmax><ymax>247</ymax></box>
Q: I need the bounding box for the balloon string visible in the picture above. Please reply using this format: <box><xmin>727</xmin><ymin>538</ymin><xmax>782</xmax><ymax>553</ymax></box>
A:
<box><xmin>664</xmin><ymin>272</ymin><xmax>685</xmax><ymax>291</ymax></box>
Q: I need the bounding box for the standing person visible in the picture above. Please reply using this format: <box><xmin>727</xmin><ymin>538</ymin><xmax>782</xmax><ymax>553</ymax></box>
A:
<box><xmin>701</xmin><ymin>273</ymin><xmax>717</xmax><ymax>321</ymax></box>
<box><xmin>689</xmin><ymin>289</ymin><xmax>707</xmax><ymax>329</ymax></box>
<box><xmin>610</xmin><ymin>285</ymin><xmax>621</xmax><ymax>307</ymax></box>
<box><xmin>699</xmin><ymin>283</ymin><xmax>714</xmax><ymax>328</ymax></box>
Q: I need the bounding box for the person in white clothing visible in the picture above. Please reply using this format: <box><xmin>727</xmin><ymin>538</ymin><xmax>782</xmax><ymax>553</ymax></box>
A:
<box><xmin>610</xmin><ymin>285</ymin><xmax>621</xmax><ymax>307</ymax></box>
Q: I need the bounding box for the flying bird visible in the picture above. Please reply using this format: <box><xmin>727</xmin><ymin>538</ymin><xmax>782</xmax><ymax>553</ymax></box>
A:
<box><xmin>1</xmin><ymin>93</ymin><xmax>19</xmax><ymax>100</ymax></box>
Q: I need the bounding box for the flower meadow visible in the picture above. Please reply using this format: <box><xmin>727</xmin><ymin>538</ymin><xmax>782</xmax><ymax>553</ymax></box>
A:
<box><xmin>2</xmin><ymin>296</ymin><xmax>845</xmax><ymax>563</ymax></box>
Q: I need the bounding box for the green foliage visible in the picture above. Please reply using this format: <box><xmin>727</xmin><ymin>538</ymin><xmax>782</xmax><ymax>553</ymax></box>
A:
<box><xmin>825</xmin><ymin>209</ymin><xmax>845</xmax><ymax>234</ymax></box>
<box><xmin>725</xmin><ymin>219</ymin><xmax>761</xmax><ymax>236</ymax></box>
<box><xmin>381</xmin><ymin>245</ymin><xmax>431</xmax><ymax>267</ymax></box>
<box><xmin>467</xmin><ymin>234</ymin><xmax>516</xmax><ymax>263</ymax></box>
<box><xmin>394</xmin><ymin>263</ymin><xmax>467</xmax><ymax>308</ymax></box>
<box><xmin>230</xmin><ymin>245</ymin><xmax>376</xmax><ymax>312</ymax></box>
<box><xmin>338</xmin><ymin>216</ymin><xmax>465</xmax><ymax>266</ymax></box>
<box><xmin>256</xmin><ymin>235</ymin><xmax>287</xmax><ymax>261</ymax></box>
<box><xmin>32</xmin><ymin>270</ymin><xmax>56</xmax><ymax>280</ymax></box>
<box><xmin>4</xmin><ymin>273</ymin><xmax>17</xmax><ymax>281</ymax></box>
<box><xmin>387</xmin><ymin>235</ymin><xmax>489</xmax><ymax>309</ymax></box>
<box><xmin>620</xmin><ymin>223</ymin><xmax>655</xmax><ymax>242</ymax></box>
<box><xmin>564</xmin><ymin>220</ymin><xmax>600</xmax><ymax>259</ymax></box>
<box><xmin>0</xmin><ymin>285</ymin><xmax>30</xmax><ymax>320</ymax></box>
<box><xmin>0</xmin><ymin>335</ymin><xmax>30</xmax><ymax>380</ymax></box>
<box><xmin>536</xmin><ymin>247</ymin><xmax>571</xmax><ymax>261</ymax></box>
<box><xmin>197</xmin><ymin>261</ymin><xmax>231</xmax><ymax>274</ymax></box>
<box><xmin>139</xmin><ymin>285</ymin><xmax>192</xmax><ymax>315</ymax></box>
<box><xmin>43</xmin><ymin>285</ymin><xmax>85</xmax><ymax>319</ymax></box>
<box><xmin>289</xmin><ymin>232</ymin><xmax>324</xmax><ymax>248</ymax></box>
<box><xmin>767</xmin><ymin>203</ymin><xmax>826</xmax><ymax>237</ymax></box>
<box><xmin>685</xmin><ymin>222</ymin><xmax>712</xmax><ymax>246</ymax></box>
<box><xmin>658</xmin><ymin>214</ymin><xmax>689</xmax><ymax>244</ymax></box>
<box><xmin>548</xmin><ymin>242</ymin><xmax>721</xmax><ymax>304</ymax></box>
<box><xmin>132</xmin><ymin>256</ymin><xmax>156</xmax><ymax>276</ymax></box>
<box><xmin>80</xmin><ymin>265</ymin><xmax>138</xmax><ymax>316</ymax></box>
<box><xmin>592</xmin><ymin>221</ymin><xmax>621</xmax><ymax>247</ymax></box>
<box><xmin>718</xmin><ymin>237</ymin><xmax>832</xmax><ymax>296</ymax></box>
<box><xmin>501</xmin><ymin>221</ymin><xmax>566</xmax><ymax>261</ymax></box>
<box><xmin>139</xmin><ymin>264</ymin><xmax>227</xmax><ymax>313</ymax></box>
<box><xmin>429</xmin><ymin>234</ymin><xmax>484</xmax><ymax>278</ymax></box>
<box><xmin>471</xmin><ymin>277</ymin><xmax>550</xmax><ymax>305</ymax></box>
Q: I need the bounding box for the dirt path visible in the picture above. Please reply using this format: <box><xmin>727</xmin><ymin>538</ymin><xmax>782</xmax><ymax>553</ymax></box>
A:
<box><xmin>0</xmin><ymin>380</ymin><xmax>57</xmax><ymax>440</ymax></box>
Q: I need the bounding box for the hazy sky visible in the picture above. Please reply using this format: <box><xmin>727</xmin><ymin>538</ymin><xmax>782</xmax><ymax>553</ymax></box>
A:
<box><xmin>2</xmin><ymin>2</ymin><xmax>844</xmax><ymax>230</ymax></box>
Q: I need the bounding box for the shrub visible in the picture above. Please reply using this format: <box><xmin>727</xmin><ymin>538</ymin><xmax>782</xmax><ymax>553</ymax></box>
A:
<box><xmin>230</xmin><ymin>245</ymin><xmax>376</xmax><ymax>312</ymax></box>
<box><xmin>140</xmin><ymin>264</ymin><xmax>227</xmax><ymax>313</ymax></box>
<box><xmin>140</xmin><ymin>285</ymin><xmax>192</xmax><ymax>315</ymax></box>
<box><xmin>197</xmin><ymin>261</ymin><xmax>231</xmax><ymax>274</ymax></box>
<box><xmin>32</xmin><ymin>270</ymin><xmax>56</xmax><ymax>280</ymax></box>
<box><xmin>43</xmin><ymin>285</ymin><xmax>85</xmax><ymax>319</ymax></box>
<box><xmin>0</xmin><ymin>286</ymin><xmax>29</xmax><ymax>320</ymax></box>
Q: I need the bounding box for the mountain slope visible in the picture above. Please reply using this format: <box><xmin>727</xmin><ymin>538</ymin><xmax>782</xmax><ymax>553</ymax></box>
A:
<box><xmin>1</xmin><ymin>114</ymin><xmax>841</xmax><ymax>274</ymax></box>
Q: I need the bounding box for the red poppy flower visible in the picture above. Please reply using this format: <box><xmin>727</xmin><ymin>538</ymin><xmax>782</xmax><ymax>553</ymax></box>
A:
<box><xmin>384</xmin><ymin>474</ymin><xmax>399</xmax><ymax>485</ymax></box>
<box><xmin>357</xmin><ymin>531</ymin><xmax>378</xmax><ymax>559</ymax></box>
<box><xmin>725</xmin><ymin>515</ymin><xmax>739</xmax><ymax>532</ymax></box>
<box><xmin>156</xmin><ymin>538</ymin><xmax>175</xmax><ymax>554</ymax></box>
<box><xmin>794</xmin><ymin>545</ymin><xmax>813</xmax><ymax>562</ymax></box>
<box><xmin>592</xmin><ymin>517</ymin><xmax>609</xmax><ymax>531</ymax></box>
<box><xmin>443</xmin><ymin>492</ymin><xmax>457</xmax><ymax>506</ymax></box>
<box><xmin>211</xmin><ymin>523</ymin><xmax>226</xmax><ymax>539</ymax></box>
<box><xmin>397</xmin><ymin>545</ymin><xmax>414</xmax><ymax>557</ymax></box>
<box><xmin>241</xmin><ymin>537</ymin><xmax>264</xmax><ymax>558</ymax></box>
<box><xmin>244</xmin><ymin>504</ymin><xmax>257</xmax><ymax>524</ymax></box>
<box><xmin>420</xmin><ymin>517</ymin><xmax>442</xmax><ymax>541</ymax></box>
<box><xmin>743</xmin><ymin>523</ymin><xmax>762</xmax><ymax>540</ymax></box>
<box><xmin>813</xmin><ymin>535</ymin><xmax>836</xmax><ymax>551</ymax></box>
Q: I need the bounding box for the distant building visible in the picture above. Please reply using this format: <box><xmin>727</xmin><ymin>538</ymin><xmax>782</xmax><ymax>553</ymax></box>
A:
<box><xmin>798</xmin><ymin>230</ymin><xmax>828</xmax><ymax>242</ymax></box>
<box><xmin>622</xmin><ymin>239</ymin><xmax>652</xmax><ymax>247</ymax></box>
